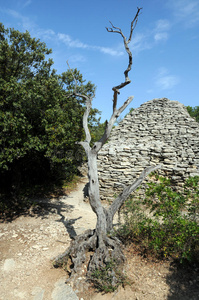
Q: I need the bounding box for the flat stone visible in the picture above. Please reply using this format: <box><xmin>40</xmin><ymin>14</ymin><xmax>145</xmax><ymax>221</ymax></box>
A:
<box><xmin>32</xmin><ymin>287</ymin><xmax>45</xmax><ymax>300</ymax></box>
<box><xmin>51</xmin><ymin>278</ymin><xmax>78</xmax><ymax>300</ymax></box>
<box><xmin>3</xmin><ymin>258</ymin><xmax>15</xmax><ymax>272</ymax></box>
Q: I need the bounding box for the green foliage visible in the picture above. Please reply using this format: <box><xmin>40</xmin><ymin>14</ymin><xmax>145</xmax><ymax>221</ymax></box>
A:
<box><xmin>0</xmin><ymin>23</ymin><xmax>98</xmax><ymax>207</ymax></box>
<box><xmin>186</xmin><ymin>106</ymin><xmax>199</xmax><ymax>122</ymax></box>
<box><xmin>89</xmin><ymin>260</ymin><xmax>129</xmax><ymax>293</ymax></box>
<box><xmin>89</xmin><ymin>120</ymin><xmax>107</xmax><ymax>144</ymax></box>
<box><xmin>117</xmin><ymin>175</ymin><xmax>199</xmax><ymax>263</ymax></box>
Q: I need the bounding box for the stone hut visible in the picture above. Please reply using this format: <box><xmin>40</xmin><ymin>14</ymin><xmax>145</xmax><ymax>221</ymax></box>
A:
<box><xmin>97</xmin><ymin>98</ymin><xmax>199</xmax><ymax>201</ymax></box>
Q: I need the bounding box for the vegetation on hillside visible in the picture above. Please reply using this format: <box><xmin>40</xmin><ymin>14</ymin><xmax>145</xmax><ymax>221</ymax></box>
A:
<box><xmin>0</xmin><ymin>19</ymin><xmax>198</xmax><ymax>294</ymax></box>
<box><xmin>117</xmin><ymin>175</ymin><xmax>199</xmax><ymax>263</ymax></box>
<box><xmin>0</xmin><ymin>23</ymin><xmax>100</xmax><ymax>214</ymax></box>
<box><xmin>187</xmin><ymin>106</ymin><xmax>199</xmax><ymax>122</ymax></box>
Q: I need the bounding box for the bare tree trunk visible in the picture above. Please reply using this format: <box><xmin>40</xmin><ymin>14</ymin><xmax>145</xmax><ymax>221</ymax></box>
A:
<box><xmin>54</xmin><ymin>7</ymin><xmax>161</xmax><ymax>285</ymax></box>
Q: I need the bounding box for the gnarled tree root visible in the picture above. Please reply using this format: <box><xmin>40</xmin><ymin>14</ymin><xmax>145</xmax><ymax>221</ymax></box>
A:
<box><xmin>53</xmin><ymin>229</ymin><xmax>126</xmax><ymax>287</ymax></box>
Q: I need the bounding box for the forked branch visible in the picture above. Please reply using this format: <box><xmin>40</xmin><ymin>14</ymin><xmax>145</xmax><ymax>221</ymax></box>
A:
<box><xmin>54</xmin><ymin>9</ymin><xmax>163</xmax><ymax>288</ymax></box>
<box><xmin>91</xmin><ymin>8</ymin><xmax>143</xmax><ymax>153</ymax></box>
<box><xmin>109</xmin><ymin>164</ymin><xmax>162</xmax><ymax>218</ymax></box>
<box><xmin>106</xmin><ymin>7</ymin><xmax>142</xmax><ymax>97</ymax></box>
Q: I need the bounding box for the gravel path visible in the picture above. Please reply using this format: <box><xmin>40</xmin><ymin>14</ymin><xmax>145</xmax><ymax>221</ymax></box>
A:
<box><xmin>1</xmin><ymin>178</ymin><xmax>199</xmax><ymax>300</ymax></box>
<box><xmin>0</xmin><ymin>178</ymin><xmax>95</xmax><ymax>300</ymax></box>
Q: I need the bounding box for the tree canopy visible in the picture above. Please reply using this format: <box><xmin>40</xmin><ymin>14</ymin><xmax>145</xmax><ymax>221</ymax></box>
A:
<box><xmin>0</xmin><ymin>23</ymin><xmax>98</xmax><ymax>197</ymax></box>
<box><xmin>187</xmin><ymin>106</ymin><xmax>199</xmax><ymax>122</ymax></box>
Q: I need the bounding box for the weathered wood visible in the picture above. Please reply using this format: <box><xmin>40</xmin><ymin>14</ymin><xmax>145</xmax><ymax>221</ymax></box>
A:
<box><xmin>54</xmin><ymin>7</ymin><xmax>161</xmax><ymax>286</ymax></box>
<box><xmin>108</xmin><ymin>164</ymin><xmax>162</xmax><ymax>223</ymax></box>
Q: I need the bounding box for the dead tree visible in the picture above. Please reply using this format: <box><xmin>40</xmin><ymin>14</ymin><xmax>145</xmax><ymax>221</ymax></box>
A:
<box><xmin>54</xmin><ymin>7</ymin><xmax>161</xmax><ymax>284</ymax></box>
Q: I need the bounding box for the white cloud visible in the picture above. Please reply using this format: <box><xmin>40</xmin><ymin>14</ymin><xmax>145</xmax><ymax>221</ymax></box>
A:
<box><xmin>36</xmin><ymin>29</ymin><xmax>55</xmax><ymax>40</ymax></box>
<box><xmin>130</xmin><ymin>33</ymin><xmax>152</xmax><ymax>54</ymax></box>
<box><xmin>23</xmin><ymin>0</ymin><xmax>32</xmax><ymax>8</ymax></box>
<box><xmin>2</xmin><ymin>9</ymin><xmax>34</xmax><ymax>31</ymax></box>
<box><xmin>58</xmin><ymin>33</ymin><xmax>89</xmax><ymax>49</ymax></box>
<box><xmin>154</xmin><ymin>32</ymin><xmax>168</xmax><ymax>42</ymax></box>
<box><xmin>128</xmin><ymin>20</ymin><xmax>171</xmax><ymax>55</ymax></box>
<box><xmin>155</xmin><ymin>19</ymin><xmax>171</xmax><ymax>31</ymax></box>
<box><xmin>57</xmin><ymin>33</ymin><xmax>124</xmax><ymax>56</ymax></box>
<box><xmin>2</xmin><ymin>8</ymin><xmax>52</xmax><ymax>38</ymax></box>
<box><xmin>157</xmin><ymin>75</ymin><xmax>179</xmax><ymax>90</ymax></box>
<box><xmin>168</xmin><ymin>0</ymin><xmax>199</xmax><ymax>26</ymax></box>
<box><xmin>95</xmin><ymin>46</ymin><xmax>124</xmax><ymax>56</ymax></box>
<box><xmin>2</xmin><ymin>8</ymin><xmax>123</xmax><ymax>57</ymax></box>
<box><xmin>155</xmin><ymin>68</ymin><xmax>180</xmax><ymax>90</ymax></box>
<box><xmin>154</xmin><ymin>19</ymin><xmax>171</xmax><ymax>42</ymax></box>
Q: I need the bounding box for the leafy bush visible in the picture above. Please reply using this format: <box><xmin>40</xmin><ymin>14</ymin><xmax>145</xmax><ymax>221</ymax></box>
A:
<box><xmin>0</xmin><ymin>23</ymin><xmax>99</xmax><ymax>206</ymax></box>
<box><xmin>186</xmin><ymin>105</ymin><xmax>199</xmax><ymax>122</ymax></box>
<box><xmin>117</xmin><ymin>175</ymin><xmax>199</xmax><ymax>263</ymax></box>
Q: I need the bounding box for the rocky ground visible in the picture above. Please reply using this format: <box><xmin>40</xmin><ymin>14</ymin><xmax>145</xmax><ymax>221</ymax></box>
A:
<box><xmin>0</xmin><ymin>178</ymin><xmax>199</xmax><ymax>300</ymax></box>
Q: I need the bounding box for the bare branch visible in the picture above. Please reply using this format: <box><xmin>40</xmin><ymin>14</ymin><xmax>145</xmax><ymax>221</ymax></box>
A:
<box><xmin>106</xmin><ymin>21</ymin><xmax>124</xmax><ymax>37</ymax></box>
<box><xmin>109</xmin><ymin>164</ymin><xmax>162</xmax><ymax>217</ymax></box>
<box><xmin>112</xmin><ymin>90</ymin><xmax>119</xmax><ymax>113</ymax></box>
<box><xmin>81</xmin><ymin>97</ymin><xmax>92</xmax><ymax>145</ymax></box>
<box><xmin>128</xmin><ymin>7</ymin><xmax>143</xmax><ymax>43</ymax></box>
<box><xmin>93</xmin><ymin>95</ymin><xmax>134</xmax><ymax>153</ymax></box>
<box><xmin>117</xmin><ymin>95</ymin><xmax>134</xmax><ymax>117</ymax></box>
<box><xmin>54</xmin><ymin>11</ymin><xmax>160</xmax><ymax>284</ymax></box>
<box><xmin>66</xmin><ymin>61</ymin><xmax>92</xmax><ymax>146</ymax></box>
<box><xmin>106</xmin><ymin>7</ymin><xmax>142</xmax><ymax>108</ymax></box>
<box><xmin>68</xmin><ymin>9</ymin><xmax>142</xmax><ymax>154</ymax></box>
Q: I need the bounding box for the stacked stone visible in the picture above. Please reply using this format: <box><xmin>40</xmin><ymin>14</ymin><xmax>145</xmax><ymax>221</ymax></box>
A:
<box><xmin>97</xmin><ymin>98</ymin><xmax>199</xmax><ymax>201</ymax></box>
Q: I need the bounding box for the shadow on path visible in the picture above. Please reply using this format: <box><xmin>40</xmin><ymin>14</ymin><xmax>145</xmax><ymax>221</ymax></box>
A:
<box><xmin>166</xmin><ymin>260</ymin><xmax>199</xmax><ymax>300</ymax></box>
<box><xmin>55</xmin><ymin>205</ymin><xmax>82</xmax><ymax>239</ymax></box>
<box><xmin>31</xmin><ymin>197</ymin><xmax>84</xmax><ymax>239</ymax></box>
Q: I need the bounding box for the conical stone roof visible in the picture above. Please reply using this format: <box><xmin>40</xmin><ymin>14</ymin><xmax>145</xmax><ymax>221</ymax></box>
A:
<box><xmin>97</xmin><ymin>98</ymin><xmax>199</xmax><ymax>200</ymax></box>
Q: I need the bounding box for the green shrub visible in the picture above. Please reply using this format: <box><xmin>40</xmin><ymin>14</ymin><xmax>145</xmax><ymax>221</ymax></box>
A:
<box><xmin>88</xmin><ymin>260</ymin><xmax>129</xmax><ymax>293</ymax></box>
<box><xmin>0</xmin><ymin>23</ymin><xmax>98</xmax><ymax>204</ymax></box>
<box><xmin>117</xmin><ymin>175</ymin><xmax>199</xmax><ymax>263</ymax></box>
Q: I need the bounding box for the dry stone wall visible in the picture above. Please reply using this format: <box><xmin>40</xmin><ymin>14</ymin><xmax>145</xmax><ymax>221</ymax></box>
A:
<box><xmin>97</xmin><ymin>98</ymin><xmax>199</xmax><ymax>201</ymax></box>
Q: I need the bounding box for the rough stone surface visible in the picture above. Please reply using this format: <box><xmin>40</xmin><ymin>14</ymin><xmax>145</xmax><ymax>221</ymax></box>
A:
<box><xmin>97</xmin><ymin>98</ymin><xmax>199</xmax><ymax>200</ymax></box>
<box><xmin>51</xmin><ymin>278</ymin><xmax>79</xmax><ymax>300</ymax></box>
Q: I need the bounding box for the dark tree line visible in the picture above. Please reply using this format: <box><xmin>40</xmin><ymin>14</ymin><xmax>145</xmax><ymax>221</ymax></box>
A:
<box><xmin>187</xmin><ymin>106</ymin><xmax>199</xmax><ymax>122</ymax></box>
<box><xmin>0</xmin><ymin>23</ymin><xmax>100</xmax><ymax>203</ymax></box>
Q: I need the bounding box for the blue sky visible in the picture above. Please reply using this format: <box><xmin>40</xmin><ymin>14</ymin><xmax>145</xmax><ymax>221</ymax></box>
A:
<box><xmin>1</xmin><ymin>0</ymin><xmax>199</xmax><ymax>121</ymax></box>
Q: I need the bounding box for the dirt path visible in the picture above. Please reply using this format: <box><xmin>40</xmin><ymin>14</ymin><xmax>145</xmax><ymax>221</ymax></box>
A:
<box><xmin>0</xmin><ymin>178</ymin><xmax>199</xmax><ymax>300</ymax></box>
<box><xmin>0</xmin><ymin>178</ymin><xmax>96</xmax><ymax>300</ymax></box>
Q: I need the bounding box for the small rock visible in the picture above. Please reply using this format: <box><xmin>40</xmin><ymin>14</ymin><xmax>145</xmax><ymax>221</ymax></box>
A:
<box><xmin>51</xmin><ymin>277</ymin><xmax>78</xmax><ymax>300</ymax></box>
<box><xmin>12</xmin><ymin>234</ymin><xmax>18</xmax><ymax>238</ymax></box>
<box><xmin>3</xmin><ymin>258</ymin><xmax>15</xmax><ymax>272</ymax></box>
<box><xmin>32</xmin><ymin>286</ymin><xmax>45</xmax><ymax>300</ymax></box>
<box><xmin>14</xmin><ymin>289</ymin><xmax>27</xmax><ymax>299</ymax></box>
<box><xmin>32</xmin><ymin>245</ymin><xmax>41</xmax><ymax>249</ymax></box>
